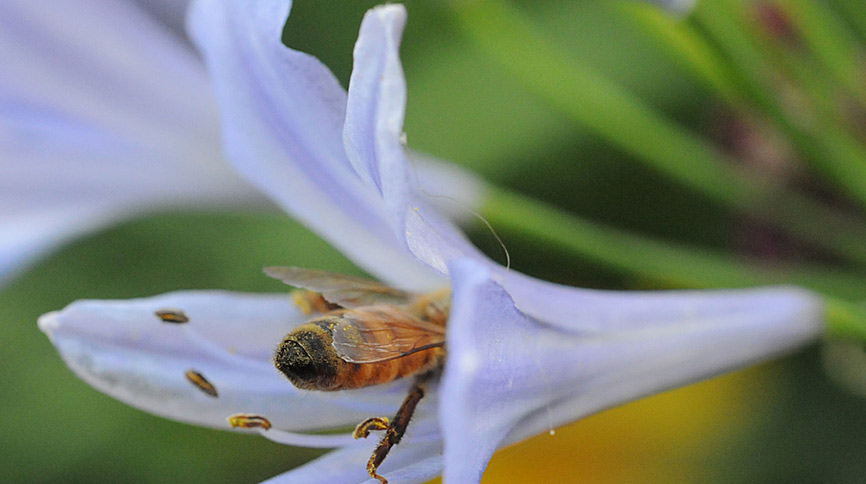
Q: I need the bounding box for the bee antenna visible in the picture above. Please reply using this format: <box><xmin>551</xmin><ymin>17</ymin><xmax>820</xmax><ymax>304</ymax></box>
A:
<box><xmin>404</xmin><ymin>145</ymin><xmax>511</xmax><ymax>272</ymax></box>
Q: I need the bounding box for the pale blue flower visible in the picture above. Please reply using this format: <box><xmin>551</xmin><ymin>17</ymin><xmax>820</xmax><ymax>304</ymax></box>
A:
<box><xmin>37</xmin><ymin>1</ymin><xmax>823</xmax><ymax>483</ymax></box>
<box><xmin>0</xmin><ymin>0</ymin><xmax>472</xmax><ymax>288</ymax></box>
<box><xmin>0</xmin><ymin>0</ymin><xmax>268</xmax><ymax>281</ymax></box>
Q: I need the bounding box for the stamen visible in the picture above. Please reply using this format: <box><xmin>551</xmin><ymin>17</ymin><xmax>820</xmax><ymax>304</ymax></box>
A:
<box><xmin>184</xmin><ymin>369</ymin><xmax>218</xmax><ymax>397</ymax></box>
<box><xmin>155</xmin><ymin>309</ymin><xmax>189</xmax><ymax>324</ymax></box>
<box><xmin>154</xmin><ymin>306</ymin><xmax>273</xmax><ymax>371</ymax></box>
<box><xmin>227</xmin><ymin>414</ymin><xmax>360</xmax><ymax>448</ymax></box>
<box><xmin>228</xmin><ymin>413</ymin><xmax>272</xmax><ymax>430</ymax></box>
<box><xmin>177</xmin><ymin>325</ymin><xmax>273</xmax><ymax>372</ymax></box>
<box><xmin>260</xmin><ymin>428</ymin><xmax>360</xmax><ymax>448</ymax></box>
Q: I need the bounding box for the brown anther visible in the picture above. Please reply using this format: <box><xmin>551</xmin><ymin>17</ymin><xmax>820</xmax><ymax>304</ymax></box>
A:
<box><xmin>155</xmin><ymin>309</ymin><xmax>189</xmax><ymax>324</ymax></box>
<box><xmin>227</xmin><ymin>414</ymin><xmax>272</xmax><ymax>430</ymax></box>
<box><xmin>184</xmin><ymin>369</ymin><xmax>218</xmax><ymax>398</ymax></box>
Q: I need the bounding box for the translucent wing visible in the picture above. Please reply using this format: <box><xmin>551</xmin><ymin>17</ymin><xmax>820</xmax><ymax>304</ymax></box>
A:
<box><xmin>331</xmin><ymin>306</ymin><xmax>446</xmax><ymax>363</ymax></box>
<box><xmin>264</xmin><ymin>266</ymin><xmax>414</xmax><ymax>308</ymax></box>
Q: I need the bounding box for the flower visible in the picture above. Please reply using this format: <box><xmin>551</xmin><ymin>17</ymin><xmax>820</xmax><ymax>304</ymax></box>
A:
<box><xmin>0</xmin><ymin>0</ymin><xmax>269</xmax><ymax>282</ymax></box>
<box><xmin>0</xmin><ymin>0</ymin><xmax>474</xmax><ymax>288</ymax></box>
<box><xmin>36</xmin><ymin>1</ymin><xmax>826</xmax><ymax>483</ymax></box>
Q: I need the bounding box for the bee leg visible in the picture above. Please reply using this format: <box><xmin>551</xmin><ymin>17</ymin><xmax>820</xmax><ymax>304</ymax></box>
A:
<box><xmin>357</xmin><ymin>377</ymin><xmax>429</xmax><ymax>484</ymax></box>
<box><xmin>353</xmin><ymin>417</ymin><xmax>389</xmax><ymax>439</ymax></box>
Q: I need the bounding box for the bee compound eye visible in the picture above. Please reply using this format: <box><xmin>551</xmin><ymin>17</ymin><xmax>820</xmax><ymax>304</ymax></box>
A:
<box><xmin>274</xmin><ymin>339</ymin><xmax>318</xmax><ymax>387</ymax></box>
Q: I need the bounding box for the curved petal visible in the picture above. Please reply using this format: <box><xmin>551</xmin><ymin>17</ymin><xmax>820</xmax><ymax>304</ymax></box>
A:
<box><xmin>440</xmin><ymin>258</ymin><xmax>824</xmax><ymax>483</ymax></box>
<box><xmin>343</xmin><ymin>5</ymin><xmax>410</xmax><ymax>211</ymax></box>
<box><xmin>343</xmin><ymin>5</ymin><xmax>489</xmax><ymax>276</ymax></box>
<box><xmin>38</xmin><ymin>291</ymin><xmax>414</xmax><ymax>432</ymax></box>
<box><xmin>187</xmin><ymin>0</ymin><xmax>443</xmax><ymax>291</ymax></box>
<box><xmin>0</xmin><ymin>0</ymin><xmax>264</xmax><ymax>282</ymax></box>
<box><xmin>263</xmin><ymin>438</ymin><xmax>442</xmax><ymax>484</ymax></box>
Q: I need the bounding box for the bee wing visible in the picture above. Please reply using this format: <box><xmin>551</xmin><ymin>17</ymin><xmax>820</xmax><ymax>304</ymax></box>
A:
<box><xmin>331</xmin><ymin>306</ymin><xmax>446</xmax><ymax>364</ymax></box>
<box><xmin>263</xmin><ymin>266</ymin><xmax>414</xmax><ymax>308</ymax></box>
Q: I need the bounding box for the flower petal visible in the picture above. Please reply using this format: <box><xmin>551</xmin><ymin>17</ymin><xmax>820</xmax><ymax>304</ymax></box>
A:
<box><xmin>39</xmin><ymin>291</ymin><xmax>413</xmax><ymax>431</ymax></box>
<box><xmin>500</xmin><ymin>267</ymin><xmax>827</xmax><ymax>334</ymax></box>
<box><xmin>263</xmin><ymin>439</ymin><xmax>442</xmax><ymax>484</ymax></box>
<box><xmin>440</xmin><ymin>258</ymin><xmax>824</xmax><ymax>483</ymax></box>
<box><xmin>132</xmin><ymin>0</ymin><xmax>194</xmax><ymax>40</ymax></box>
<box><xmin>343</xmin><ymin>5</ymin><xmax>410</xmax><ymax>207</ymax></box>
<box><xmin>343</xmin><ymin>5</ymin><xmax>488</xmax><ymax>275</ymax></box>
<box><xmin>187</xmin><ymin>0</ymin><xmax>443</xmax><ymax>291</ymax></box>
<box><xmin>0</xmin><ymin>0</ymin><xmax>263</xmax><ymax>282</ymax></box>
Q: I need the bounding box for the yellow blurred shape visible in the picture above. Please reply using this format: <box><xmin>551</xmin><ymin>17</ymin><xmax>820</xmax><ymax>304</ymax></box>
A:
<box><xmin>428</xmin><ymin>363</ymin><xmax>782</xmax><ymax>484</ymax></box>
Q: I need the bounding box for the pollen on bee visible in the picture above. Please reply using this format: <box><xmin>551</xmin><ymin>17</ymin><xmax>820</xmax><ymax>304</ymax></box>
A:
<box><xmin>228</xmin><ymin>413</ymin><xmax>272</xmax><ymax>430</ymax></box>
<box><xmin>292</xmin><ymin>290</ymin><xmax>339</xmax><ymax>315</ymax></box>
<box><xmin>155</xmin><ymin>309</ymin><xmax>189</xmax><ymax>324</ymax></box>
<box><xmin>184</xmin><ymin>369</ymin><xmax>218</xmax><ymax>398</ymax></box>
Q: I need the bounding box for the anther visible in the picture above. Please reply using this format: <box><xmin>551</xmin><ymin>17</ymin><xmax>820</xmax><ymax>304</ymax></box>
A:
<box><xmin>184</xmin><ymin>369</ymin><xmax>218</xmax><ymax>397</ymax></box>
<box><xmin>155</xmin><ymin>309</ymin><xmax>189</xmax><ymax>324</ymax></box>
<box><xmin>228</xmin><ymin>414</ymin><xmax>272</xmax><ymax>430</ymax></box>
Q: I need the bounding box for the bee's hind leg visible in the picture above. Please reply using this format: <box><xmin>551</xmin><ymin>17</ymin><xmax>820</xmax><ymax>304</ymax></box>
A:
<box><xmin>354</xmin><ymin>373</ymin><xmax>434</xmax><ymax>484</ymax></box>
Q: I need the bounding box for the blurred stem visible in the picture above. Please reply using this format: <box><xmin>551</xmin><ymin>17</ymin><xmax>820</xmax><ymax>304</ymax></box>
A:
<box><xmin>621</xmin><ymin>3</ymin><xmax>746</xmax><ymax>107</ymax></box>
<box><xmin>481</xmin><ymin>185</ymin><xmax>866</xmax><ymax>299</ymax></box>
<box><xmin>831</xmin><ymin>0</ymin><xmax>866</xmax><ymax>42</ymax></box>
<box><xmin>824</xmin><ymin>298</ymin><xmax>866</xmax><ymax>342</ymax></box>
<box><xmin>450</xmin><ymin>0</ymin><xmax>866</xmax><ymax>267</ymax></box>
<box><xmin>694</xmin><ymin>0</ymin><xmax>866</xmax><ymax>211</ymax></box>
<box><xmin>691</xmin><ymin>0</ymin><xmax>780</xmax><ymax>114</ymax></box>
<box><xmin>759</xmin><ymin>36</ymin><xmax>866</xmax><ymax>187</ymax></box>
<box><xmin>784</xmin><ymin>0</ymin><xmax>866</xmax><ymax>106</ymax></box>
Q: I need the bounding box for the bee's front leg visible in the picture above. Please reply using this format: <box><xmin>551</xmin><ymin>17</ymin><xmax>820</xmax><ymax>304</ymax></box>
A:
<box><xmin>354</xmin><ymin>374</ymin><xmax>432</xmax><ymax>484</ymax></box>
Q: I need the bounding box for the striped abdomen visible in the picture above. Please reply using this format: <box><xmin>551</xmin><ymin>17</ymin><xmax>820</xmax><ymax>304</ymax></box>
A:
<box><xmin>274</xmin><ymin>318</ymin><xmax>445</xmax><ymax>392</ymax></box>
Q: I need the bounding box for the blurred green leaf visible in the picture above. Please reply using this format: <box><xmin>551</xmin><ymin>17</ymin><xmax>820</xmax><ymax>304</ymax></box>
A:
<box><xmin>450</xmin><ymin>0</ymin><xmax>866</xmax><ymax>268</ymax></box>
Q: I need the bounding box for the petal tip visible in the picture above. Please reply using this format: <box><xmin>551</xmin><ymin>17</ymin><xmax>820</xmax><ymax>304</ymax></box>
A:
<box><xmin>37</xmin><ymin>310</ymin><xmax>61</xmax><ymax>337</ymax></box>
<box><xmin>368</xmin><ymin>3</ymin><xmax>407</xmax><ymax>20</ymax></box>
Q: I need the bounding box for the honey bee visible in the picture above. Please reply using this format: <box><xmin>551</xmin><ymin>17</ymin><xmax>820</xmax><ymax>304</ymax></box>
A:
<box><xmin>266</xmin><ymin>267</ymin><xmax>449</xmax><ymax>484</ymax></box>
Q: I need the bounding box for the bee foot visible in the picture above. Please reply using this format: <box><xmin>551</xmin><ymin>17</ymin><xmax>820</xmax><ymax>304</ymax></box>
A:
<box><xmin>353</xmin><ymin>417</ymin><xmax>389</xmax><ymax>439</ymax></box>
<box><xmin>370</xmin><ymin>470</ymin><xmax>388</xmax><ymax>484</ymax></box>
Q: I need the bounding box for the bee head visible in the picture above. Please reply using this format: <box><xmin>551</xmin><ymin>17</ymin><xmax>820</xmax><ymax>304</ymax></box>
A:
<box><xmin>274</xmin><ymin>322</ymin><xmax>339</xmax><ymax>391</ymax></box>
